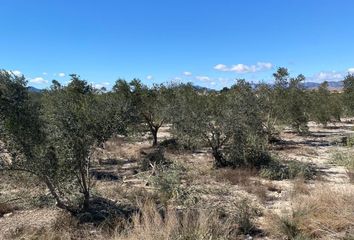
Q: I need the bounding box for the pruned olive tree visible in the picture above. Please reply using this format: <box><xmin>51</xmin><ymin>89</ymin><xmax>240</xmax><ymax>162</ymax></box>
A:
<box><xmin>0</xmin><ymin>72</ymin><xmax>127</xmax><ymax>213</ymax></box>
<box><xmin>270</xmin><ymin>67</ymin><xmax>309</xmax><ymax>134</ymax></box>
<box><xmin>343</xmin><ymin>73</ymin><xmax>354</xmax><ymax>115</ymax></box>
<box><xmin>286</xmin><ymin>74</ymin><xmax>309</xmax><ymax>133</ymax></box>
<box><xmin>256</xmin><ymin>83</ymin><xmax>281</xmax><ymax>142</ymax></box>
<box><xmin>172</xmin><ymin>81</ymin><xmax>269</xmax><ymax>168</ymax></box>
<box><xmin>309</xmin><ymin>82</ymin><xmax>344</xmax><ymax>125</ymax></box>
<box><xmin>113</xmin><ymin>79</ymin><xmax>171</xmax><ymax>146</ymax></box>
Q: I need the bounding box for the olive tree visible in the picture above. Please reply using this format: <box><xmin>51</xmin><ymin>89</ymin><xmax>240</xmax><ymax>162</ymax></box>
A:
<box><xmin>271</xmin><ymin>67</ymin><xmax>309</xmax><ymax>133</ymax></box>
<box><xmin>0</xmin><ymin>72</ymin><xmax>126</xmax><ymax>213</ymax></box>
<box><xmin>172</xmin><ymin>81</ymin><xmax>269</xmax><ymax>168</ymax></box>
<box><xmin>113</xmin><ymin>79</ymin><xmax>171</xmax><ymax>146</ymax></box>
<box><xmin>343</xmin><ymin>73</ymin><xmax>354</xmax><ymax>115</ymax></box>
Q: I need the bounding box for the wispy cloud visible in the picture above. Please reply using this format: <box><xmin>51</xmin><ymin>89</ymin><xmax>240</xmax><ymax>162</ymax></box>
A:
<box><xmin>308</xmin><ymin>71</ymin><xmax>344</xmax><ymax>82</ymax></box>
<box><xmin>93</xmin><ymin>82</ymin><xmax>110</xmax><ymax>89</ymax></box>
<box><xmin>214</xmin><ymin>62</ymin><xmax>273</xmax><ymax>73</ymax></box>
<box><xmin>348</xmin><ymin>68</ymin><xmax>354</xmax><ymax>74</ymax></box>
<box><xmin>183</xmin><ymin>71</ymin><xmax>192</xmax><ymax>76</ymax></box>
<box><xmin>195</xmin><ymin>76</ymin><xmax>211</xmax><ymax>82</ymax></box>
<box><xmin>30</xmin><ymin>77</ymin><xmax>48</xmax><ymax>84</ymax></box>
<box><xmin>58</xmin><ymin>73</ymin><xmax>65</xmax><ymax>77</ymax></box>
<box><xmin>146</xmin><ymin>75</ymin><xmax>153</xmax><ymax>80</ymax></box>
<box><xmin>42</xmin><ymin>72</ymin><xmax>48</xmax><ymax>75</ymax></box>
<box><xmin>6</xmin><ymin>70</ymin><xmax>22</xmax><ymax>77</ymax></box>
<box><xmin>12</xmin><ymin>70</ymin><xmax>22</xmax><ymax>76</ymax></box>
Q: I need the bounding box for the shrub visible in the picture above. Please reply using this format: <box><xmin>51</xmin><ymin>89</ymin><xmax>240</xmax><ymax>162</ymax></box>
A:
<box><xmin>139</xmin><ymin>147</ymin><xmax>170</xmax><ymax>171</ymax></box>
<box><xmin>260</xmin><ymin>158</ymin><xmax>315</xmax><ymax>180</ymax></box>
<box><xmin>233</xmin><ymin>198</ymin><xmax>261</xmax><ymax>234</ymax></box>
<box><xmin>149</xmin><ymin>164</ymin><xmax>187</xmax><ymax>204</ymax></box>
<box><xmin>331</xmin><ymin>150</ymin><xmax>354</xmax><ymax>183</ymax></box>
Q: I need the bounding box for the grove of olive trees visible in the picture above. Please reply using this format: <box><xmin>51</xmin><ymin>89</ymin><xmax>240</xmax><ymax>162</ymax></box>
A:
<box><xmin>1</xmin><ymin>67</ymin><xmax>354</xmax><ymax>238</ymax></box>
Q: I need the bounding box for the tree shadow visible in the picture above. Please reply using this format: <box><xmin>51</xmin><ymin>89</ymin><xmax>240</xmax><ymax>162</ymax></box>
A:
<box><xmin>76</xmin><ymin>197</ymin><xmax>138</xmax><ymax>227</ymax></box>
<box><xmin>90</xmin><ymin>169</ymin><xmax>120</xmax><ymax>181</ymax></box>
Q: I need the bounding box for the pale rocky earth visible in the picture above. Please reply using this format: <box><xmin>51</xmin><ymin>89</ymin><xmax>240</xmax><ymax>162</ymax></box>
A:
<box><xmin>0</xmin><ymin>121</ymin><xmax>353</xmax><ymax>239</ymax></box>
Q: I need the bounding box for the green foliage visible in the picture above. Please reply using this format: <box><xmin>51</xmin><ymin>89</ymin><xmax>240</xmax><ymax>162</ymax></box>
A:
<box><xmin>233</xmin><ymin>198</ymin><xmax>260</xmax><ymax>234</ymax></box>
<box><xmin>113</xmin><ymin>79</ymin><xmax>172</xmax><ymax>146</ymax></box>
<box><xmin>343</xmin><ymin>73</ymin><xmax>354</xmax><ymax>114</ymax></box>
<box><xmin>150</xmin><ymin>163</ymin><xmax>186</xmax><ymax>203</ymax></box>
<box><xmin>331</xmin><ymin>150</ymin><xmax>354</xmax><ymax>171</ymax></box>
<box><xmin>172</xmin><ymin>81</ymin><xmax>269</xmax><ymax>168</ymax></box>
<box><xmin>259</xmin><ymin>68</ymin><xmax>310</xmax><ymax>134</ymax></box>
<box><xmin>260</xmin><ymin>158</ymin><xmax>315</xmax><ymax>180</ymax></box>
<box><xmin>308</xmin><ymin>82</ymin><xmax>344</xmax><ymax>125</ymax></box>
<box><xmin>286</xmin><ymin>74</ymin><xmax>309</xmax><ymax>133</ymax></box>
<box><xmin>0</xmin><ymin>72</ymin><xmax>128</xmax><ymax>213</ymax></box>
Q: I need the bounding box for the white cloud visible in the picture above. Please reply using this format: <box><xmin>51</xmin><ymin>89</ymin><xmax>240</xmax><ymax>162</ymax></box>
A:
<box><xmin>348</xmin><ymin>68</ymin><xmax>354</xmax><ymax>74</ymax></box>
<box><xmin>214</xmin><ymin>62</ymin><xmax>273</xmax><ymax>73</ymax></box>
<box><xmin>213</xmin><ymin>64</ymin><xmax>228</xmax><ymax>71</ymax></box>
<box><xmin>93</xmin><ymin>82</ymin><xmax>110</xmax><ymax>89</ymax></box>
<box><xmin>146</xmin><ymin>75</ymin><xmax>153</xmax><ymax>80</ymax></box>
<box><xmin>195</xmin><ymin>76</ymin><xmax>211</xmax><ymax>82</ymax></box>
<box><xmin>42</xmin><ymin>72</ymin><xmax>47</xmax><ymax>75</ymax></box>
<box><xmin>30</xmin><ymin>77</ymin><xmax>48</xmax><ymax>84</ymax></box>
<box><xmin>183</xmin><ymin>71</ymin><xmax>192</xmax><ymax>76</ymax></box>
<box><xmin>6</xmin><ymin>70</ymin><xmax>22</xmax><ymax>76</ymax></box>
<box><xmin>12</xmin><ymin>70</ymin><xmax>22</xmax><ymax>76</ymax></box>
<box><xmin>310</xmin><ymin>71</ymin><xmax>344</xmax><ymax>82</ymax></box>
<box><xmin>58</xmin><ymin>73</ymin><xmax>65</xmax><ymax>77</ymax></box>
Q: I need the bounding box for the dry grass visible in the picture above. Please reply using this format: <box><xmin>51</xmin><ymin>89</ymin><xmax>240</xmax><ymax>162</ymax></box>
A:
<box><xmin>115</xmin><ymin>201</ymin><xmax>235</xmax><ymax>240</ymax></box>
<box><xmin>264</xmin><ymin>186</ymin><xmax>354</xmax><ymax>239</ymax></box>
<box><xmin>4</xmin><ymin>212</ymin><xmax>103</xmax><ymax>240</ymax></box>
<box><xmin>3</xmin><ymin>199</ymin><xmax>261</xmax><ymax>240</ymax></box>
<box><xmin>213</xmin><ymin>168</ymin><xmax>258</xmax><ymax>186</ymax></box>
<box><xmin>5</xmin><ymin>202</ymin><xmax>235</xmax><ymax>240</ymax></box>
<box><xmin>291</xmin><ymin>177</ymin><xmax>310</xmax><ymax>196</ymax></box>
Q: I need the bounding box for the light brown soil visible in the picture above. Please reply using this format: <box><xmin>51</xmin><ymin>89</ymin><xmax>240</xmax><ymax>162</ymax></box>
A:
<box><xmin>0</xmin><ymin>121</ymin><xmax>353</xmax><ymax>239</ymax></box>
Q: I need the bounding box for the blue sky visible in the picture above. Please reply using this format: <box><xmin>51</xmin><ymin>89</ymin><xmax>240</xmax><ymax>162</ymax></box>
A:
<box><xmin>1</xmin><ymin>0</ymin><xmax>354</xmax><ymax>89</ymax></box>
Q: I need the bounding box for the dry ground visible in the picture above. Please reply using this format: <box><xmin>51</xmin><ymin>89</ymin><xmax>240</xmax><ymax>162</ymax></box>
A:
<box><xmin>0</xmin><ymin>123</ymin><xmax>353</xmax><ymax>239</ymax></box>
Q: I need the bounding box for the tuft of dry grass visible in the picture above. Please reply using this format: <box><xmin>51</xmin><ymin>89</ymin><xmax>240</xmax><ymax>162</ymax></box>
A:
<box><xmin>291</xmin><ymin>177</ymin><xmax>310</xmax><ymax>196</ymax></box>
<box><xmin>264</xmin><ymin>186</ymin><xmax>354</xmax><ymax>239</ymax></box>
<box><xmin>243</xmin><ymin>181</ymin><xmax>268</xmax><ymax>203</ymax></box>
<box><xmin>114</xmin><ymin>200</ymin><xmax>235</xmax><ymax>240</ymax></box>
<box><xmin>213</xmin><ymin>168</ymin><xmax>258</xmax><ymax>186</ymax></box>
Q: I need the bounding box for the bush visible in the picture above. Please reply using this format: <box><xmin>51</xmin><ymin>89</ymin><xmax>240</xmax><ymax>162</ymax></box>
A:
<box><xmin>150</xmin><ymin>164</ymin><xmax>187</xmax><ymax>204</ymax></box>
<box><xmin>139</xmin><ymin>147</ymin><xmax>170</xmax><ymax>171</ymax></box>
<box><xmin>233</xmin><ymin>198</ymin><xmax>261</xmax><ymax>234</ymax></box>
<box><xmin>260</xmin><ymin>158</ymin><xmax>315</xmax><ymax>180</ymax></box>
<box><xmin>229</xmin><ymin>147</ymin><xmax>272</xmax><ymax>169</ymax></box>
<box><xmin>340</xmin><ymin>134</ymin><xmax>354</xmax><ymax>147</ymax></box>
<box><xmin>331</xmin><ymin>151</ymin><xmax>354</xmax><ymax>183</ymax></box>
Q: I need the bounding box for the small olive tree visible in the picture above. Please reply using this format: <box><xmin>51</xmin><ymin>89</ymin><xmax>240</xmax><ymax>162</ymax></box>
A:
<box><xmin>172</xmin><ymin>81</ymin><xmax>269</xmax><ymax>168</ymax></box>
<box><xmin>113</xmin><ymin>79</ymin><xmax>171</xmax><ymax>146</ymax></box>
<box><xmin>343</xmin><ymin>73</ymin><xmax>354</xmax><ymax>115</ymax></box>
<box><xmin>0</xmin><ymin>72</ymin><xmax>126</xmax><ymax>213</ymax></box>
<box><xmin>270</xmin><ymin>67</ymin><xmax>309</xmax><ymax>134</ymax></box>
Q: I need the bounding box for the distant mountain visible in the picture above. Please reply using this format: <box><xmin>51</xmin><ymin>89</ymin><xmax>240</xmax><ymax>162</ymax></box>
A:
<box><xmin>27</xmin><ymin>86</ymin><xmax>42</xmax><ymax>93</ymax></box>
<box><xmin>303</xmin><ymin>81</ymin><xmax>343</xmax><ymax>90</ymax></box>
<box><xmin>192</xmin><ymin>85</ymin><xmax>215</xmax><ymax>93</ymax></box>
